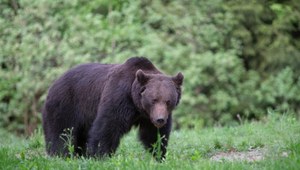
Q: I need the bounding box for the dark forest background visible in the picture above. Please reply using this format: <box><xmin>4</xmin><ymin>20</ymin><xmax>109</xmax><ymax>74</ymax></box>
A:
<box><xmin>0</xmin><ymin>0</ymin><xmax>299</xmax><ymax>135</ymax></box>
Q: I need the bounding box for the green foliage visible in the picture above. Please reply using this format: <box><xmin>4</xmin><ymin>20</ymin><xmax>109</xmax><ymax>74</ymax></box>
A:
<box><xmin>151</xmin><ymin>130</ymin><xmax>164</xmax><ymax>161</ymax></box>
<box><xmin>0</xmin><ymin>0</ymin><xmax>299</xmax><ymax>133</ymax></box>
<box><xmin>60</xmin><ymin>128</ymin><xmax>75</xmax><ymax>158</ymax></box>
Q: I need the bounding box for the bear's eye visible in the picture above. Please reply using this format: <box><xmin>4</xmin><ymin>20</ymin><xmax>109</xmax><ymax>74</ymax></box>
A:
<box><xmin>152</xmin><ymin>99</ymin><xmax>158</xmax><ymax>104</ymax></box>
<box><xmin>140</xmin><ymin>87</ymin><xmax>146</xmax><ymax>94</ymax></box>
<box><xmin>166</xmin><ymin>100</ymin><xmax>171</xmax><ymax>106</ymax></box>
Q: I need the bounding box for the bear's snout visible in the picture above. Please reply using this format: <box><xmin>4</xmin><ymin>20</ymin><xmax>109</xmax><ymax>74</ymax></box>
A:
<box><xmin>151</xmin><ymin>104</ymin><xmax>168</xmax><ymax>128</ymax></box>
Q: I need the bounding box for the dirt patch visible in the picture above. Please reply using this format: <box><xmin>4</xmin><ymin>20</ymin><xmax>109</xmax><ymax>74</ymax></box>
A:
<box><xmin>210</xmin><ymin>148</ymin><xmax>266</xmax><ymax>162</ymax></box>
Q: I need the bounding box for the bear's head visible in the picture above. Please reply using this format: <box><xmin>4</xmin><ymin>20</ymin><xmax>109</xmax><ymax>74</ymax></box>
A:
<box><xmin>132</xmin><ymin>69</ymin><xmax>184</xmax><ymax>128</ymax></box>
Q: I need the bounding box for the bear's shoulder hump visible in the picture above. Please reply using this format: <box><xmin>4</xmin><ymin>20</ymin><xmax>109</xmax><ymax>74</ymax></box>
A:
<box><xmin>124</xmin><ymin>57</ymin><xmax>156</xmax><ymax>70</ymax></box>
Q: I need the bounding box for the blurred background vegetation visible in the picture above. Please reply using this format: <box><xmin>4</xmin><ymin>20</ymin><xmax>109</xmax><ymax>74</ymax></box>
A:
<box><xmin>0</xmin><ymin>0</ymin><xmax>299</xmax><ymax>135</ymax></box>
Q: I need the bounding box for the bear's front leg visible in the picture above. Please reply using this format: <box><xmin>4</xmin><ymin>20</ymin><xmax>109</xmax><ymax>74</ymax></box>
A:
<box><xmin>138</xmin><ymin>115</ymin><xmax>172</xmax><ymax>161</ymax></box>
<box><xmin>87</xmin><ymin>116</ymin><xmax>130</xmax><ymax>157</ymax></box>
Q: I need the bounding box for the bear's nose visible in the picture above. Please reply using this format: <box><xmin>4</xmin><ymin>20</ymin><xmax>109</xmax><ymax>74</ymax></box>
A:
<box><xmin>156</xmin><ymin>118</ymin><xmax>165</xmax><ymax>125</ymax></box>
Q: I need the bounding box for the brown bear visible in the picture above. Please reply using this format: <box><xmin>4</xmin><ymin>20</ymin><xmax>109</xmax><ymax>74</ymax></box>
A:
<box><xmin>42</xmin><ymin>57</ymin><xmax>183</xmax><ymax>160</ymax></box>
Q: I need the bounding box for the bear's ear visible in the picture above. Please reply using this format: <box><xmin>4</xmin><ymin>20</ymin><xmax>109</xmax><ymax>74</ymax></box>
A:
<box><xmin>172</xmin><ymin>72</ymin><xmax>184</xmax><ymax>86</ymax></box>
<box><xmin>136</xmin><ymin>69</ymin><xmax>150</xmax><ymax>85</ymax></box>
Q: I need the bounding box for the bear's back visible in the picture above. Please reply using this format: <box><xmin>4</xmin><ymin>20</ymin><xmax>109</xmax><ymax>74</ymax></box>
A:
<box><xmin>45</xmin><ymin>63</ymin><xmax>116</xmax><ymax>119</ymax></box>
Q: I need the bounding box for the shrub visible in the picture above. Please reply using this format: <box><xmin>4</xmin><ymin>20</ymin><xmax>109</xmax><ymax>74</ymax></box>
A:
<box><xmin>0</xmin><ymin>0</ymin><xmax>299</xmax><ymax>134</ymax></box>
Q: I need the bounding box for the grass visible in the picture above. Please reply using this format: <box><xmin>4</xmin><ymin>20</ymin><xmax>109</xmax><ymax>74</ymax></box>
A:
<box><xmin>0</xmin><ymin>113</ymin><xmax>300</xmax><ymax>170</ymax></box>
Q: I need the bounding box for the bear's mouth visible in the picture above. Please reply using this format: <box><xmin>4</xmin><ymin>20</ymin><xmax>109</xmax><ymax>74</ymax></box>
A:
<box><xmin>153</xmin><ymin>123</ymin><xmax>164</xmax><ymax>128</ymax></box>
<box><xmin>151</xmin><ymin>118</ymin><xmax>166</xmax><ymax>128</ymax></box>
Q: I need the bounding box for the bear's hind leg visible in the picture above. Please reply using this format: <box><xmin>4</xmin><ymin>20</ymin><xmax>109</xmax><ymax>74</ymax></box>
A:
<box><xmin>74</xmin><ymin>126</ymin><xmax>88</xmax><ymax>156</ymax></box>
<box><xmin>44</xmin><ymin>115</ymin><xmax>79</xmax><ymax>156</ymax></box>
<box><xmin>47</xmin><ymin>136</ymin><xmax>69</xmax><ymax>156</ymax></box>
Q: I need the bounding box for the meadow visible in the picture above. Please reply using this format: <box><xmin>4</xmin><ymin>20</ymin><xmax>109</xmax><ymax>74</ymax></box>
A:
<box><xmin>1</xmin><ymin>1</ymin><xmax>300</xmax><ymax>169</ymax></box>
<box><xmin>0</xmin><ymin>113</ymin><xmax>299</xmax><ymax>170</ymax></box>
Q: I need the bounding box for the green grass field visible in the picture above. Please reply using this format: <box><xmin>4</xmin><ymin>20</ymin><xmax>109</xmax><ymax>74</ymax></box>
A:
<box><xmin>0</xmin><ymin>113</ymin><xmax>299</xmax><ymax>170</ymax></box>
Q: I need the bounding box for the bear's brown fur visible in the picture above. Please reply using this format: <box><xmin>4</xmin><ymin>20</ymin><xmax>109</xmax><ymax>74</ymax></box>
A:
<box><xmin>42</xmin><ymin>57</ymin><xmax>183</xmax><ymax>160</ymax></box>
